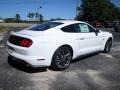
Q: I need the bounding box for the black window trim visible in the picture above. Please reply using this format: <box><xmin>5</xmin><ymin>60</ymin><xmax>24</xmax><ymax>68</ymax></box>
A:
<box><xmin>61</xmin><ymin>23</ymin><xmax>97</xmax><ymax>33</ymax></box>
<box><xmin>61</xmin><ymin>23</ymin><xmax>81</xmax><ymax>33</ymax></box>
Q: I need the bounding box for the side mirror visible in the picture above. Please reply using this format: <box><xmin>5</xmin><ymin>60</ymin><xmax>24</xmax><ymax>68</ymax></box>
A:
<box><xmin>95</xmin><ymin>29</ymin><xmax>100</xmax><ymax>36</ymax></box>
<box><xmin>95</xmin><ymin>29</ymin><xmax>100</xmax><ymax>32</ymax></box>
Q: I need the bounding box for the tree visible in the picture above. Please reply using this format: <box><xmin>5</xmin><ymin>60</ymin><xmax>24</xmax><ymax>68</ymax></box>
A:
<box><xmin>15</xmin><ymin>14</ymin><xmax>21</xmax><ymax>22</ymax></box>
<box><xmin>38</xmin><ymin>14</ymin><xmax>44</xmax><ymax>22</ymax></box>
<box><xmin>55</xmin><ymin>17</ymin><xmax>65</xmax><ymax>20</ymax></box>
<box><xmin>27</xmin><ymin>13</ymin><xmax>32</xmax><ymax>21</ymax></box>
<box><xmin>27</xmin><ymin>12</ymin><xmax>44</xmax><ymax>22</ymax></box>
<box><xmin>35</xmin><ymin>12</ymin><xmax>39</xmax><ymax>21</ymax></box>
<box><xmin>76</xmin><ymin>0</ymin><xmax>120</xmax><ymax>22</ymax></box>
<box><xmin>114</xmin><ymin>7</ymin><xmax>120</xmax><ymax>20</ymax></box>
<box><xmin>50</xmin><ymin>18</ymin><xmax>55</xmax><ymax>21</ymax></box>
<box><xmin>31</xmin><ymin>13</ymin><xmax>34</xmax><ymax>21</ymax></box>
<box><xmin>27</xmin><ymin>12</ymin><xmax>35</xmax><ymax>21</ymax></box>
<box><xmin>4</xmin><ymin>18</ymin><xmax>16</xmax><ymax>23</ymax></box>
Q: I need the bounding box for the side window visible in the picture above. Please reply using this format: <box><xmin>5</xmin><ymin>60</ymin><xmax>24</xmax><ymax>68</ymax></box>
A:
<box><xmin>88</xmin><ymin>25</ymin><xmax>96</xmax><ymax>32</ymax></box>
<box><xmin>61</xmin><ymin>24</ymin><xmax>80</xmax><ymax>33</ymax></box>
<box><xmin>79</xmin><ymin>23</ymin><xmax>89</xmax><ymax>33</ymax></box>
<box><xmin>79</xmin><ymin>23</ymin><xmax>95</xmax><ymax>33</ymax></box>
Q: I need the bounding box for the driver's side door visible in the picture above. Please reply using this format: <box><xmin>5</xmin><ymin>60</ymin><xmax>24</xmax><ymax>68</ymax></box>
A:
<box><xmin>77</xmin><ymin>23</ymin><xmax>103</xmax><ymax>55</ymax></box>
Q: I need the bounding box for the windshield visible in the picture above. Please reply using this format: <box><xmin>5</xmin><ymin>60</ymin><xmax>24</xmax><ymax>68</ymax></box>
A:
<box><xmin>28</xmin><ymin>22</ymin><xmax>63</xmax><ymax>31</ymax></box>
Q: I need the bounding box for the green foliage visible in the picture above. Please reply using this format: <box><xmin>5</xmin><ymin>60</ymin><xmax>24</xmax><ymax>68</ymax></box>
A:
<box><xmin>27</xmin><ymin>12</ymin><xmax>34</xmax><ymax>21</ymax></box>
<box><xmin>15</xmin><ymin>14</ymin><xmax>21</xmax><ymax>22</ymax></box>
<box><xmin>35</xmin><ymin>12</ymin><xmax>39</xmax><ymax>21</ymax></box>
<box><xmin>50</xmin><ymin>18</ymin><xmax>65</xmax><ymax>21</ymax></box>
<box><xmin>76</xmin><ymin>0</ymin><xmax>120</xmax><ymax>22</ymax></box>
<box><xmin>4</xmin><ymin>18</ymin><xmax>16</xmax><ymax>23</ymax></box>
<box><xmin>38</xmin><ymin>14</ymin><xmax>43</xmax><ymax>22</ymax></box>
<box><xmin>27</xmin><ymin>12</ymin><xmax>44</xmax><ymax>22</ymax></box>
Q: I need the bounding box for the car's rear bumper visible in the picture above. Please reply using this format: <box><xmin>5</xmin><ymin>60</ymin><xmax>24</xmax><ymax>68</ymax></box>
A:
<box><xmin>8</xmin><ymin>55</ymin><xmax>48</xmax><ymax>67</ymax></box>
<box><xmin>8</xmin><ymin>52</ymin><xmax>49</xmax><ymax>67</ymax></box>
<box><xmin>7</xmin><ymin>42</ymin><xmax>52</xmax><ymax>67</ymax></box>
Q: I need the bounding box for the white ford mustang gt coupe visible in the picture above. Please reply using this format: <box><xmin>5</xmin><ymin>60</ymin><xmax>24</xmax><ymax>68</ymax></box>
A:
<box><xmin>7</xmin><ymin>21</ymin><xmax>113</xmax><ymax>70</ymax></box>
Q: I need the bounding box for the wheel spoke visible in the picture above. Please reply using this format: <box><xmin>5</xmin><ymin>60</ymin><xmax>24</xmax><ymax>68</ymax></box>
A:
<box><xmin>61</xmin><ymin>62</ymin><xmax>65</xmax><ymax>68</ymax></box>
<box><xmin>106</xmin><ymin>40</ymin><xmax>112</xmax><ymax>52</ymax></box>
<box><xmin>57</xmin><ymin>52</ymin><xmax>63</xmax><ymax>58</ymax></box>
<box><xmin>56</xmin><ymin>58</ymin><xmax>61</xmax><ymax>64</ymax></box>
<box><xmin>64</xmin><ymin>53</ymin><xmax>71</xmax><ymax>58</ymax></box>
<box><xmin>55</xmin><ymin>47</ymin><xmax>72</xmax><ymax>69</ymax></box>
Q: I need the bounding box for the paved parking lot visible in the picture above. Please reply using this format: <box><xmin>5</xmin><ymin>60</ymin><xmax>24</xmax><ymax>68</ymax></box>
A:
<box><xmin>0</xmin><ymin>29</ymin><xmax>120</xmax><ymax>90</ymax></box>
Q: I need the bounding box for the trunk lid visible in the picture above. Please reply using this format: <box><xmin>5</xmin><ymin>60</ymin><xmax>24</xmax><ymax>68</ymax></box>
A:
<box><xmin>15</xmin><ymin>29</ymin><xmax>45</xmax><ymax>37</ymax></box>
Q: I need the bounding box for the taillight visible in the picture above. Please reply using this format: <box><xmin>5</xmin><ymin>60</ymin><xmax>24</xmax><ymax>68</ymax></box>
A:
<box><xmin>20</xmin><ymin>39</ymin><xmax>33</xmax><ymax>47</ymax></box>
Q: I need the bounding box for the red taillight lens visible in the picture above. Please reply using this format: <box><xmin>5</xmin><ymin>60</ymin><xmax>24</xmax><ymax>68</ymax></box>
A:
<box><xmin>20</xmin><ymin>39</ymin><xmax>32</xmax><ymax>47</ymax></box>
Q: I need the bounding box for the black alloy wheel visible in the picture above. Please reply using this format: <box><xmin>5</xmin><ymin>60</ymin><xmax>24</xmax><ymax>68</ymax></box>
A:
<box><xmin>104</xmin><ymin>39</ymin><xmax>112</xmax><ymax>53</ymax></box>
<box><xmin>51</xmin><ymin>46</ymin><xmax>72</xmax><ymax>70</ymax></box>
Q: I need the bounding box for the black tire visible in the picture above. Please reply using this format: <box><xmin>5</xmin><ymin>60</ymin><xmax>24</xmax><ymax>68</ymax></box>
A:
<box><xmin>103</xmin><ymin>39</ymin><xmax>112</xmax><ymax>53</ymax></box>
<box><xmin>51</xmin><ymin>46</ymin><xmax>72</xmax><ymax>71</ymax></box>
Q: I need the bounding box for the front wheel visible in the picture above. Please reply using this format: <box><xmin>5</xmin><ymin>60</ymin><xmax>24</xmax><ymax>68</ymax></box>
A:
<box><xmin>51</xmin><ymin>46</ymin><xmax>72</xmax><ymax>71</ymax></box>
<box><xmin>103</xmin><ymin>39</ymin><xmax>112</xmax><ymax>53</ymax></box>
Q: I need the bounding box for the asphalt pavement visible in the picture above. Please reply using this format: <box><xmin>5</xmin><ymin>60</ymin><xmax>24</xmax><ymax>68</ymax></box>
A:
<box><xmin>0</xmin><ymin>29</ymin><xmax>120</xmax><ymax>90</ymax></box>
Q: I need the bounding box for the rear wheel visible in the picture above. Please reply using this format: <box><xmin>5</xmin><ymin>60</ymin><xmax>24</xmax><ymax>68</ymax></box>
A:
<box><xmin>103</xmin><ymin>39</ymin><xmax>112</xmax><ymax>53</ymax></box>
<box><xmin>51</xmin><ymin>46</ymin><xmax>72</xmax><ymax>71</ymax></box>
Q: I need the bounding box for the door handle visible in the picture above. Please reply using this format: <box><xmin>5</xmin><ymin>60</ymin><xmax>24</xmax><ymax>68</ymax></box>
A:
<box><xmin>80</xmin><ymin>37</ymin><xmax>85</xmax><ymax>40</ymax></box>
<box><xmin>76</xmin><ymin>37</ymin><xmax>85</xmax><ymax>40</ymax></box>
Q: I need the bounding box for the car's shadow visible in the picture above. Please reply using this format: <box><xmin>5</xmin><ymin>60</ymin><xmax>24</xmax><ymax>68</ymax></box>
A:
<box><xmin>71</xmin><ymin>52</ymin><xmax>100</xmax><ymax>63</ymax></box>
<box><xmin>8</xmin><ymin>52</ymin><xmax>100</xmax><ymax>73</ymax></box>
<box><xmin>8</xmin><ymin>57</ymin><xmax>47</xmax><ymax>73</ymax></box>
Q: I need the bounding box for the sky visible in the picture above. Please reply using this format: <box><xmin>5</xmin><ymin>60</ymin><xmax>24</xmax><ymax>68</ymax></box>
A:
<box><xmin>0</xmin><ymin>0</ymin><xmax>119</xmax><ymax>20</ymax></box>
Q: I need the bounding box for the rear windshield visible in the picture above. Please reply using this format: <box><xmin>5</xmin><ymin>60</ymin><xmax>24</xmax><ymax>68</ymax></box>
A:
<box><xmin>28</xmin><ymin>22</ymin><xmax>63</xmax><ymax>31</ymax></box>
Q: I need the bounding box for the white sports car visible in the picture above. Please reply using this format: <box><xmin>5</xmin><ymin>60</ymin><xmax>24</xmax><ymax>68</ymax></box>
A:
<box><xmin>7</xmin><ymin>21</ymin><xmax>113</xmax><ymax>70</ymax></box>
